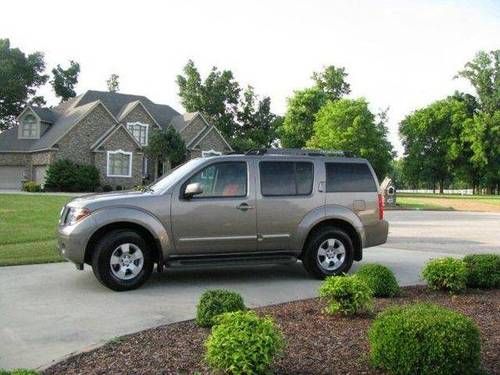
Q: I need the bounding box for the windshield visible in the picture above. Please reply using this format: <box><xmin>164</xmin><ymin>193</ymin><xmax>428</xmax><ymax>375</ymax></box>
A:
<box><xmin>149</xmin><ymin>159</ymin><xmax>205</xmax><ymax>193</ymax></box>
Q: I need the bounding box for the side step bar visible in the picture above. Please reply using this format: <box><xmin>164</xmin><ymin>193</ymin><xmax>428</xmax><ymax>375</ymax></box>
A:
<box><xmin>166</xmin><ymin>252</ymin><xmax>298</xmax><ymax>268</ymax></box>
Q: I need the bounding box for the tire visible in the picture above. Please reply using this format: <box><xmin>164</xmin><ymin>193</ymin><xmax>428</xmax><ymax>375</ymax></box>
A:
<box><xmin>302</xmin><ymin>227</ymin><xmax>354</xmax><ymax>279</ymax></box>
<box><xmin>91</xmin><ymin>229</ymin><xmax>154</xmax><ymax>291</ymax></box>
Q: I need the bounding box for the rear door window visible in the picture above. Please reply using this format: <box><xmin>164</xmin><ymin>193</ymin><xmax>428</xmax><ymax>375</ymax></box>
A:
<box><xmin>260</xmin><ymin>161</ymin><xmax>314</xmax><ymax>196</ymax></box>
<box><xmin>325</xmin><ymin>162</ymin><xmax>376</xmax><ymax>192</ymax></box>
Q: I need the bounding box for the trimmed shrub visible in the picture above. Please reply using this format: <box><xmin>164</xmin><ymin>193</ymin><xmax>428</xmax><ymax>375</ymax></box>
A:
<box><xmin>115</xmin><ymin>185</ymin><xmax>123</xmax><ymax>191</ymax></box>
<box><xmin>356</xmin><ymin>263</ymin><xmax>400</xmax><ymax>297</ymax></box>
<box><xmin>196</xmin><ymin>289</ymin><xmax>245</xmax><ymax>327</ymax></box>
<box><xmin>422</xmin><ymin>257</ymin><xmax>467</xmax><ymax>293</ymax></box>
<box><xmin>369</xmin><ymin>303</ymin><xmax>481</xmax><ymax>375</ymax></box>
<box><xmin>205</xmin><ymin>311</ymin><xmax>284</xmax><ymax>374</ymax></box>
<box><xmin>464</xmin><ymin>253</ymin><xmax>500</xmax><ymax>289</ymax></box>
<box><xmin>45</xmin><ymin>159</ymin><xmax>100</xmax><ymax>192</ymax></box>
<box><xmin>102</xmin><ymin>184</ymin><xmax>113</xmax><ymax>192</ymax></box>
<box><xmin>22</xmin><ymin>181</ymin><xmax>42</xmax><ymax>192</ymax></box>
<box><xmin>319</xmin><ymin>275</ymin><xmax>373</xmax><ymax>315</ymax></box>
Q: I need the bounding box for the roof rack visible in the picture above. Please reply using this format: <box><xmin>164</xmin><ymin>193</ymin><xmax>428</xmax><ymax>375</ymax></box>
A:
<box><xmin>245</xmin><ymin>148</ymin><xmax>355</xmax><ymax>157</ymax></box>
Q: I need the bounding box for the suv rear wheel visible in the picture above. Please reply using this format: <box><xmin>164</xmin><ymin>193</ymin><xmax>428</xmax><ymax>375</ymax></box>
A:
<box><xmin>91</xmin><ymin>229</ymin><xmax>154</xmax><ymax>291</ymax></box>
<box><xmin>302</xmin><ymin>227</ymin><xmax>354</xmax><ymax>279</ymax></box>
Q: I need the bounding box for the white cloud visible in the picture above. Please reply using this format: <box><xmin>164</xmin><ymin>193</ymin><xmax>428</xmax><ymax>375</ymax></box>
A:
<box><xmin>1</xmin><ymin>0</ymin><xmax>499</xmax><ymax>154</ymax></box>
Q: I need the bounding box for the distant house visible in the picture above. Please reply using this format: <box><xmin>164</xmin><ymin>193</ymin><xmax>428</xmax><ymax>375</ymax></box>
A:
<box><xmin>0</xmin><ymin>90</ymin><xmax>232</xmax><ymax>189</ymax></box>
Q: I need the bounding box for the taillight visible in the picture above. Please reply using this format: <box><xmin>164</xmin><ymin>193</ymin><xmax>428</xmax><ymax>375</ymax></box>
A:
<box><xmin>378</xmin><ymin>193</ymin><xmax>384</xmax><ymax>220</ymax></box>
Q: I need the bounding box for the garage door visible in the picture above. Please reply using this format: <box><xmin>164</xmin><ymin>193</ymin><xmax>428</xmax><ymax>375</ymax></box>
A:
<box><xmin>0</xmin><ymin>166</ymin><xmax>25</xmax><ymax>189</ymax></box>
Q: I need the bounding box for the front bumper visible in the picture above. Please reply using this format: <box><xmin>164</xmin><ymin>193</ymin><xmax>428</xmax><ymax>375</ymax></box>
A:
<box><xmin>364</xmin><ymin>219</ymin><xmax>389</xmax><ymax>248</ymax></box>
<box><xmin>57</xmin><ymin>215</ymin><xmax>96</xmax><ymax>266</ymax></box>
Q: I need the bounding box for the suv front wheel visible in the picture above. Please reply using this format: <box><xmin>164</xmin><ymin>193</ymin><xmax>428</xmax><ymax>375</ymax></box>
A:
<box><xmin>302</xmin><ymin>227</ymin><xmax>354</xmax><ymax>279</ymax></box>
<box><xmin>91</xmin><ymin>229</ymin><xmax>154</xmax><ymax>291</ymax></box>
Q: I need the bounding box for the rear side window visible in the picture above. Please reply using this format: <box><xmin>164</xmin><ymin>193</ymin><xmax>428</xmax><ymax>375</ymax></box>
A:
<box><xmin>326</xmin><ymin>162</ymin><xmax>377</xmax><ymax>192</ymax></box>
<box><xmin>260</xmin><ymin>161</ymin><xmax>314</xmax><ymax>196</ymax></box>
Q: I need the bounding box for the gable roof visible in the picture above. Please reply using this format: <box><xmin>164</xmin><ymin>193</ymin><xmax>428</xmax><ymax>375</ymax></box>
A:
<box><xmin>91</xmin><ymin>123</ymin><xmax>143</xmax><ymax>150</ymax></box>
<box><xmin>0</xmin><ymin>90</ymin><xmax>231</xmax><ymax>154</ymax></box>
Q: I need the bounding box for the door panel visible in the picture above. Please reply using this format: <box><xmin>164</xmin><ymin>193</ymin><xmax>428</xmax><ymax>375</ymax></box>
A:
<box><xmin>0</xmin><ymin>166</ymin><xmax>24</xmax><ymax>189</ymax></box>
<box><xmin>256</xmin><ymin>160</ymin><xmax>325</xmax><ymax>251</ymax></box>
<box><xmin>171</xmin><ymin>160</ymin><xmax>257</xmax><ymax>254</ymax></box>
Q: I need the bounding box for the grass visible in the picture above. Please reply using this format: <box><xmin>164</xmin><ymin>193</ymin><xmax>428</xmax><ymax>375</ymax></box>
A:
<box><xmin>396</xmin><ymin>196</ymin><xmax>453</xmax><ymax>210</ymax></box>
<box><xmin>396</xmin><ymin>193</ymin><xmax>500</xmax><ymax>211</ymax></box>
<box><xmin>0</xmin><ymin>194</ymin><xmax>72</xmax><ymax>266</ymax></box>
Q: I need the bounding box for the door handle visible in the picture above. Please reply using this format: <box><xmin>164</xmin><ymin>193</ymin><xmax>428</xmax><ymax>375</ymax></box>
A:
<box><xmin>236</xmin><ymin>203</ymin><xmax>254</xmax><ymax>211</ymax></box>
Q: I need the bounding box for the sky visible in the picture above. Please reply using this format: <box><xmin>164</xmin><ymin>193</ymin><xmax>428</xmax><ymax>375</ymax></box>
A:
<box><xmin>1</xmin><ymin>0</ymin><xmax>499</xmax><ymax>154</ymax></box>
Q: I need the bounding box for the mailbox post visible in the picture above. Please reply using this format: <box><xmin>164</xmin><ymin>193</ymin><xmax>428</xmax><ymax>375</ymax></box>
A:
<box><xmin>380</xmin><ymin>177</ymin><xmax>396</xmax><ymax>207</ymax></box>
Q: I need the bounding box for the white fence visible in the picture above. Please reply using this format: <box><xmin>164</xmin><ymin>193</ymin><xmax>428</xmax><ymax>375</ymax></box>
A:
<box><xmin>399</xmin><ymin>189</ymin><xmax>474</xmax><ymax>195</ymax></box>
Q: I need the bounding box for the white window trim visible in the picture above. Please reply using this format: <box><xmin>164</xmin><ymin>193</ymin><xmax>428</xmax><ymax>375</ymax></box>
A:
<box><xmin>19</xmin><ymin>113</ymin><xmax>40</xmax><ymax>139</ymax></box>
<box><xmin>106</xmin><ymin>150</ymin><xmax>133</xmax><ymax>178</ymax></box>
<box><xmin>202</xmin><ymin>149</ymin><xmax>223</xmax><ymax>157</ymax></box>
<box><xmin>127</xmin><ymin>122</ymin><xmax>149</xmax><ymax>146</ymax></box>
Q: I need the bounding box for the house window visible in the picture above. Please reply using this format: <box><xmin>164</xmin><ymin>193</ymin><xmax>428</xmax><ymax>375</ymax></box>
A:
<box><xmin>21</xmin><ymin>114</ymin><xmax>38</xmax><ymax>138</ymax></box>
<box><xmin>127</xmin><ymin>122</ymin><xmax>148</xmax><ymax>145</ymax></box>
<box><xmin>107</xmin><ymin>150</ymin><xmax>132</xmax><ymax>177</ymax></box>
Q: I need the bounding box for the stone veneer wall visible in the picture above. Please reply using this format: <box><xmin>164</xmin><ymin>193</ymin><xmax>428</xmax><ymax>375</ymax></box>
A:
<box><xmin>180</xmin><ymin>116</ymin><xmax>207</xmax><ymax>144</ymax></box>
<box><xmin>95</xmin><ymin>126</ymin><xmax>142</xmax><ymax>188</ymax></box>
<box><xmin>56</xmin><ymin>104</ymin><xmax>116</xmax><ymax>164</ymax></box>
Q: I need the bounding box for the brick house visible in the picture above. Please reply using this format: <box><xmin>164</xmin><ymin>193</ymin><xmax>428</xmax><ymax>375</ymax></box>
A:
<box><xmin>0</xmin><ymin>90</ymin><xmax>232</xmax><ymax>189</ymax></box>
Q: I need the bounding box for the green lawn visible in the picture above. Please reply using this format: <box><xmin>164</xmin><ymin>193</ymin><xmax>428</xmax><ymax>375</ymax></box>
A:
<box><xmin>398</xmin><ymin>192</ymin><xmax>500</xmax><ymax>205</ymax></box>
<box><xmin>396</xmin><ymin>193</ymin><xmax>500</xmax><ymax>211</ymax></box>
<box><xmin>0</xmin><ymin>194</ymin><xmax>72</xmax><ymax>266</ymax></box>
<box><xmin>396</xmin><ymin>196</ymin><xmax>453</xmax><ymax>210</ymax></box>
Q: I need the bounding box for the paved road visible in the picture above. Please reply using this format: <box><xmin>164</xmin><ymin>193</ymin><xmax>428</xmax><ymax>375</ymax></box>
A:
<box><xmin>1</xmin><ymin>210</ymin><xmax>499</xmax><ymax>369</ymax></box>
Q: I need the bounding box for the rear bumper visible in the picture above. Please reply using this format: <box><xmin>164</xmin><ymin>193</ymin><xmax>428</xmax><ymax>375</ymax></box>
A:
<box><xmin>364</xmin><ymin>219</ymin><xmax>389</xmax><ymax>248</ymax></box>
<box><xmin>57</xmin><ymin>216</ymin><xmax>95</xmax><ymax>266</ymax></box>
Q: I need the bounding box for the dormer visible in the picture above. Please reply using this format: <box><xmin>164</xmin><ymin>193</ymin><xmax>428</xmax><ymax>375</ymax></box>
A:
<box><xmin>17</xmin><ymin>106</ymin><xmax>57</xmax><ymax>140</ymax></box>
<box><xmin>17</xmin><ymin>108</ymin><xmax>41</xmax><ymax>139</ymax></box>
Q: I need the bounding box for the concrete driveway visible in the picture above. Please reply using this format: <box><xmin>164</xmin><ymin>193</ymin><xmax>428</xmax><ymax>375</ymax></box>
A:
<box><xmin>1</xmin><ymin>210</ymin><xmax>499</xmax><ymax>369</ymax></box>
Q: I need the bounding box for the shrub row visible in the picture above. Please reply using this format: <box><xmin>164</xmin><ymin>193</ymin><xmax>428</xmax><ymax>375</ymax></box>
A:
<box><xmin>45</xmin><ymin>159</ymin><xmax>100</xmax><ymax>192</ymax></box>
<box><xmin>423</xmin><ymin>254</ymin><xmax>500</xmax><ymax>293</ymax></box>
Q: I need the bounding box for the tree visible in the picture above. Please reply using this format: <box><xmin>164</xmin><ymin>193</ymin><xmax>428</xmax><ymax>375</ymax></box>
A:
<box><xmin>399</xmin><ymin>98</ymin><xmax>470</xmax><ymax>193</ymax></box>
<box><xmin>311</xmin><ymin>65</ymin><xmax>351</xmax><ymax>100</ymax></box>
<box><xmin>106</xmin><ymin>73</ymin><xmax>120</xmax><ymax>93</ymax></box>
<box><xmin>307</xmin><ymin>98</ymin><xmax>394</xmax><ymax>179</ymax></box>
<box><xmin>279</xmin><ymin>87</ymin><xmax>327</xmax><ymax>148</ymax></box>
<box><xmin>177</xmin><ymin>60</ymin><xmax>240</xmax><ymax>138</ymax></box>
<box><xmin>457</xmin><ymin>50</ymin><xmax>500</xmax><ymax>114</ymax></box>
<box><xmin>278</xmin><ymin>65</ymin><xmax>350</xmax><ymax>148</ymax></box>
<box><xmin>233</xmin><ymin>86</ymin><xmax>278</xmax><ymax>151</ymax></box>
<box><xmin>0</xmin><ymin>38</ymin><xmax>48</xmax><ymax>130</ymax></box>
<box><xmin>144</xmin><ymin>128</ymin><xmax>187</xmax><ymax>179</ymax></box>
<box><xmin>462</xmin><ymin>111</ymin><xmax>500</xmax><ymax>193</ymax></box>
<box><xmin>50</xmin><ymin>60</ymin><xmax>80</xmax><ymax>101</ymax></box>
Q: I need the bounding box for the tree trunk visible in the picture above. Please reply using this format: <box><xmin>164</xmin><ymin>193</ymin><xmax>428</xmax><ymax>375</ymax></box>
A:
<box><xmin>153</xmin><ymin>158</ymin><xmax>158</xmax><ymax>180</ymax></box>
<box><xmin>439</xmin><ymin>180</ymin><xmax>444</xmax><ymax>194</ymax></box>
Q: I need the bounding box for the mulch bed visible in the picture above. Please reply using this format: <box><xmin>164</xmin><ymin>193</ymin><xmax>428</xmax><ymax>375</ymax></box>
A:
<box><xmin>44</xmin><ymin>286</ymin><xmax>500</xmax><ymax>375</ymax></box>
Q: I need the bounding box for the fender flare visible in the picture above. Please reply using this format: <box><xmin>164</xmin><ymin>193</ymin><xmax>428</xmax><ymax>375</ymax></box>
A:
<box><xmin>86</xmin><ymin>206</ymin><xmax>172</xmax><ymax>261</ymax></box>
<box><xmin>293</xmin><ymin>205</ymin><xmax>365</xmax><ymax>259</ymax></box>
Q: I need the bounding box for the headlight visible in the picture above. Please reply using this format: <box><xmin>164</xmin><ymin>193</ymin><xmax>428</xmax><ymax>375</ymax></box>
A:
<box><xmin>65</xmin><ymin>207</ymin><xmax>91</xmax><ymax>226</ymax></box>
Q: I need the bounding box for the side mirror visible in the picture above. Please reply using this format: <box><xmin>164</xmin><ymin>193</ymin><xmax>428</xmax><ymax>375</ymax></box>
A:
<box><xmin>184</xmin><ymin>182</ymin><xmax>203</xmax><ymax>199</ymax></box>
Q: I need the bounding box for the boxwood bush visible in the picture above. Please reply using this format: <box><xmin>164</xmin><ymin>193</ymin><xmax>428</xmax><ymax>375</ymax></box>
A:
<box><xmin>22</xmin><ymin>181</ymin><xmax>42</xmax><ymax>192</ymax></box>
<box><xmin>319</xmin><ymin>275</ymin><xmax>373</xmax><ymax>315</ymax></box>
<box><xmin>356</xmin><ymin>263</ymin><xmax>400</xmax><ymax>297</ymax></box>
<box><xmin>369</xmin><ymin>303</ymin><xmax>481</xmax><ymax>375</ymax></box>
<box><xmin>422</xmin><ymin>257</ymin><xmax>467</xmax><ymax>293</ymax></box>
<box><xmin>205</xmin><ymin>311</ymin><xmax>284</xmax><ymax>374</ymax></box>
<box><xmin>196</xmin><ymin>289</ymin><xmax>245</xmax><ymax>327</ymax></box>
<box><xmin>463</xmin><ymin>253</ymin><xmax>500</xmax><ymax>289</ymax></box>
